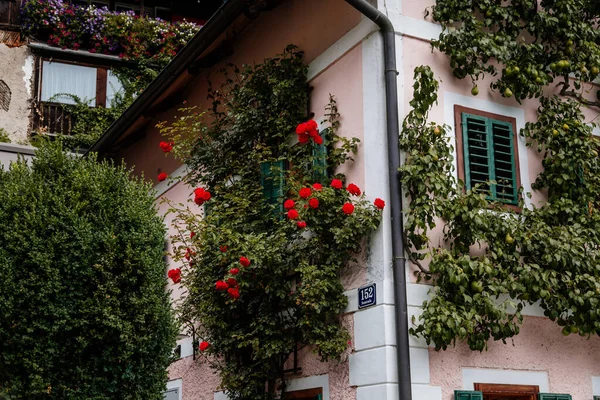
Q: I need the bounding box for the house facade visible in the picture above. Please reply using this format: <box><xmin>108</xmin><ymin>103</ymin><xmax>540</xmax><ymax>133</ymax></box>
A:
<box><xmin>0</xmin><ymin>0</ymin><xmax>208</xmax><ymax>144</ymax></box>
<box><xmin>88</xmin><ymin>0</ymin><xmax>600</xmax><ymax>400</ymax></box>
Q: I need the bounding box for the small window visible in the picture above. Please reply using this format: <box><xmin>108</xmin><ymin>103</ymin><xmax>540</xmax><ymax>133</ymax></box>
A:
<box><xmin>106</xmin><ymin>70</ymin><xmax>124</xmax><ymax>108</ymax></box>
<box><xmin>455</xmin><ymin>106</ymin><xmax>520</xmax><ymax>206</ymax></box>
<box><xmin>41</xmin><ymin>61</ymin><xmax>97</xmax><ymax>105</ymax></box>
<box><xmin>261</xmin><ymin>160</ymin><xmax>287</xmax><ymax>216</ymax></box>
<box><xmin>474</xmin><ymin>383</ymin><xmax>538</xmax><ymax>400</ymax></box>
<box><xmin>284</xmin><ymin>387</ymin><xmax>323</xmax><ymax>400</ymax></box>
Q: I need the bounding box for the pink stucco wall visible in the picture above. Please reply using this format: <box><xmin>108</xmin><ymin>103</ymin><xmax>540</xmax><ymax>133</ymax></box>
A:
<box><xmin>401</xmin><ymin>13</ymin><xmax>600</xmax><ymax>399</ymax></box>
<box><xmin>430</xmin><ymin>316</ymin><xmax>600</xmax><ymax>400</ymax></box>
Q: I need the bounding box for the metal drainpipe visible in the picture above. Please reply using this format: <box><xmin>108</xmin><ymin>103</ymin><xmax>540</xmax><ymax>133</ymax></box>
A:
<box><xmin>343</xmin><ymin>1</ymin><xmax>412</xmax><ymax>400</ymax></box>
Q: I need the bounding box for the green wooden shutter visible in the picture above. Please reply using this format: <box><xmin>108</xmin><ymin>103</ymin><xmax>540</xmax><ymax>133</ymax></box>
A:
<box><xmin>538</xmin><ymin>394</ymin><xmax>572</xmax><ymax>400</ymax></box>
<box><xmin>312</xmin><ymin>130</ymin><xmax>328</xmax><ymax>182</ymax></box>
<box><xmin>261</xmin><ymin>160</ymin><xmax>286</xmax><ymax>216</ymax></box>
<box><xmin>462</xmin><ymin>113</ymin><xmax>518</xmax><ymax>205</ymax></box>
<box><xmin>313</xmin><ymin>395</ymin><xmax>322</xmax><ymax>400</ymax></box>
<box><xmin>454</xmin><ymin>390</ymin><xmax>483</xmax><ymax>400</ymax></box>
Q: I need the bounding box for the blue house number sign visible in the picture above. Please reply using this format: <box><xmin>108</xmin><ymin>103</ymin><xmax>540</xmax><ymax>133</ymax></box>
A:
<box><xmin>358</xmin><ymin>283</ymin><xmax>376</xmax><ymax>309</ymax></box>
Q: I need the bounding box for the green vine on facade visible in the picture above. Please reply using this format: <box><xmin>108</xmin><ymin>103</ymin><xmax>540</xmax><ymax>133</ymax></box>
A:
<box><xmin>407</xmin><ymin>0</ymin><xmax>600</xmax><ymax>352</ymax></box>
<box><xmin>158</xmin><ymin>46</ymin><xmax>384</xmax><ymax>399</ymax></box>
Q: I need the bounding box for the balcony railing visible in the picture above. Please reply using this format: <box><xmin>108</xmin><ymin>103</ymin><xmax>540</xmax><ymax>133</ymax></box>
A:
<box><xmin>33</xmin><ymin>102</ymin><xmax>74</xmax><ymax>136</ymax></box>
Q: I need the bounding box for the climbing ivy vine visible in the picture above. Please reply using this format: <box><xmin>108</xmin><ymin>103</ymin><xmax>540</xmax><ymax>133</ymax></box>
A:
<box><xmin>159</xmin><ymin>46</ymin><xmax>384</xmax><ymax>399</ymax></box>
<box><xmin>408</xmin><ymin>0</ymin><xmax>600</xmax><ymax>351</ymax></box>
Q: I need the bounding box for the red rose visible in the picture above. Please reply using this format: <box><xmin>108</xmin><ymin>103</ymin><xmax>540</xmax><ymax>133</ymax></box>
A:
<box><xmin>374</xmin><ymin>198</ymin><xmax>385</xmax><ymax>210</ymax></box>
<box><xmin>313</xmin><ymin>135</ymin><xmax>324</xmax><ymax>145</ymax></box>
<box><xmin>215</xmin><ymin>280</ymin><xmax>228</xmax><ymax>291</ymax></box>
<box><xmin>227</xmin><ymin>278</ymin><xmax>237</xmax><ymax>287</ymax></box>
<box><xmin>157</xmin><ymin>172</ymin><xmax>168</xmax><ymax>182</ymax></box>
<box><xmin>184</xmin><ymin>248</ymin><xmax>195</xmax><ymax>260</ymax></box>
<box><xmin>297</xmin><ymin>221</ymin><xmax>307</xmax><ymax>229</ymax></box>
<box><xmin>229</xmin><ymin>268</ymin><xmax>239</xmax><ymax>275</ymax></box>
<box><xmin>159</xmin><ymin>141</ymin><xmax>173</xmax><ymax>153</ymax></box>
<box><xmin>284</xmin><ymin>199</ymin><xmax>295</xmax><ymax>210</ymax></box>
<box><xmin>287</xmin><ymin>209</ymin><xmax>299</xmax><ymax>220</ymax></box>
<box><xmin>239</xmin><ymin>257</ymin><xmax>251</xmax><ymax>267</ymax></box>
<box><xmin>190</xmin><ymin>231</ymin><xmax>196</xmax><ymax>239</ymax></box>
<box><xmin>296</xmin><ymin>122</ymin><xmax>308</xmax><ymax>134</ymax></box>
<box><xmin>306</xmin><ymin>120</ymin><xmax>318</xmax><ymax>131</ymax></box>
<box><xmin>194</xmin><ymin>188</ymin><xmax>211</xmax><ymax>206</ymax></box>
<box><xmin>199</xmin><ymin>341</ymin><xmax>210</xmax><ymax>351</ymax></box>
<box><xmin>297</xmin><ymin>133</ymin><xmax>310</xmax><ymax>144</ymax></box>
<box><xmin>220</xmin><ymin>245</ymin><xmax>228</xmax><ymax>253</ymax></box>
<box><xmin>299</xmin><ymin>188</ymin><xmax>312</xmax><ymax>199</ymax></box>
<box><xmin>228</xmin><ymin>287</ymin><xmax>240</xmax><ymax>299</ymax></box>
<box><xmin>308</xmin><ymin>198</ymin><xmax>319</xmax><ymax>209</ymax></box>
<box><xmin>312</xmin><ymin>183</ymin><xmax>323</xmax><ymax>191</ymax></box>
<box><xmin>342</xmin><ymin>202</ymin><xmax>355</xmax><ymax>215</ymax></box>
<box><xmin>167</xmin><ymin>268</ymin><xmax>181</xmax><ymax>284</ymax></box>
<box><xmin>346</xmin><ymin>183</ymin><xmax>362</xmax><ymax>196</ymax></box>
<box><xmin>331</xmin><ymin>179</ymin><xmax>343</xmax><ymax>189</ymax></box>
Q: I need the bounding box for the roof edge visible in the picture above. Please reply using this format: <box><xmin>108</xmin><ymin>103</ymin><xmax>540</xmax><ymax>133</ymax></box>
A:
<box><xmin>86</xmin><ymin>0</ymin><xmax>253</xmax><ymax>156</ymax></box>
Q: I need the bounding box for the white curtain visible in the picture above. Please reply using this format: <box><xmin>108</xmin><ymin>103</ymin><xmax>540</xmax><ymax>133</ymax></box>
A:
<box><xmin>41</xmin><ymin>61</ymin><xmax>97</xmax><ymax>105</ymax></box>
<box><xmin>106</xmin><ymin>70</ymin><xmax>124</xmax><ymax>108</ymax></box>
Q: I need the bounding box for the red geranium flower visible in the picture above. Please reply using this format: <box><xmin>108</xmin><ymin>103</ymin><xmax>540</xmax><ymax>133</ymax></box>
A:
<box><xmin>167</xmin><ymin>268</ymin><xmax>181</xmax><ymax>284</ymax></box>
<box><xmin>313</xmin><ymin>183</ymin><xmax>323</xmax><ymax>191</ymax></box>
<box><xmin>194</xmin><ymin>188</ymin><xmax>211</xmax><ymax>206</ymax></box>
<box><xmin>299</xmin><ymin>188</ymin><xmax>311</xmax><ymax>199</ymax></box>
<box><xmin>239</xmin><ymin>257</ymin><xmax>251</xmax><ymax>267</ymax></box>
<box><xmin>297</xmin><ymin>221</ymin><xmax>307</xmax><ymax>229</ymax></box>
<box><xmin>342</xmin><ymin>202</ymin><xmax>355</xmax><ymax>215</ymax></box>
<box><xmin>287</xmin><ymin>209</ymin><xmax>299</xmax><ymax>220</ymax></box>
<box><xmin>227</xmin><ymin>278</ymin><xmax>237</xmax><ymax>287</ymax></box>
<box><xmin>284</xmin><ymin>199</ymin><xmax>295</xmax><ymax>210</ymax></box>
<box><xmin>159</xmin><ymin>141</ymin><xmax>173</xmax><ymax>153</ymax></box>
<box><xmin>228</xmin><ymin>287</ymin><xmax>240</xmax><ymax>299</ymax></box>
<box><xmin>346</xmin><ymin>183</ymin><xmax>362</xmax><ymax>196</ymax></box>
<box><xmin>199</xmin><ymin>341</ymin><xmax>210</xmax><ymax>351</ymax></box>
<box><xmin>331</xmin><ymin>179</ymin><xmax>343</xmax><ymax>189</ymax></box>
<box><xmin>215</xmin><ymin>280</ymin><xmax>228</xmax><ymax>291</ymax></box>
<box><xmin>308</xmin><ymin>198</ymin><xmax>319</xmax><ymax>209</ymax></box>
<box><xmin>374</xmin><ymin>198</ymin><xmax>385</xmax><ymax>210</ymax></box>
<box><xmin>229</xmin><ymin>268</ymin><xmax>239</xmax><ymax>275</ymax></box>
<box><xmin>220</xmin><ymin>245</ymin><xmax>228</xmax><ymax>253</ymax></box>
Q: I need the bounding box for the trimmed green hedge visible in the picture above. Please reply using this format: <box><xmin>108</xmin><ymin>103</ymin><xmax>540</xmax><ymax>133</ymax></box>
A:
<box><xmin>0</xmin><ymin>144</ymin><xmax>177</xmax><ymax>399</ymax></box>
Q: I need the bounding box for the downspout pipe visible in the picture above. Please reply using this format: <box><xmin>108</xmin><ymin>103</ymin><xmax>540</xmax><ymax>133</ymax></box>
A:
<box><xmin>343</xmin><ymin>2</ymin><xmax>412</xmax><ymax>400</ymax></box>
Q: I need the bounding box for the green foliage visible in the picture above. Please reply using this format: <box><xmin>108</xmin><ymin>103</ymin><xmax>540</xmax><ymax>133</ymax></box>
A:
<box><xmin>0</xmin><ymin>142</ymin><xmax>177</xmax><ymax>399</ymax></box>
<box><xmin>161</xmin><ymin>46</ymin><xmax>381</xmax><ymax>399</ymax></box>
<box><xmin>405</xmin><ymin>66</ymin><xmax>600</xmax><ymax>351</ymax></box>
<box><xmin>0</xmin><ymin>128</ymin><xmax>10</xmax><ymax>143</ymax></box>
<box><xmin>431</xmin><ymin>0</ymin><xmax>600</xmax><ymax>105</ymax></box>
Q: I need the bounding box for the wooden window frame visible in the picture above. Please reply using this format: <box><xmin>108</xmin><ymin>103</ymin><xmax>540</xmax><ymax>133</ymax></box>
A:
<box><xmin>284</xmin><ymin>387</ymin><xmax>323</xmax><ymax>399</ymax></box>
<box><xmin>38</xmin><ymin>57</ymin><xmax>113</xmax><ymax>108</ymax></box>
<box><xmin>454</xmin><ymin>105</ymin><xmax>522</xmax><ymax>212</ymax></box>
<box><xmin>474</xmin><ymin>383</ymin><xmax>539</xmax><ymax>400</ymax></box>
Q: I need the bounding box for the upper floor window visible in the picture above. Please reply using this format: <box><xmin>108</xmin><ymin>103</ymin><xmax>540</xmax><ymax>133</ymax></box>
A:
<box><xmin>40</xmin><ymin>60</ymin><xmax>123</xmax><ymax>108</ymax></box>
<box><xmin>284</xmin><ymin>387</ymin><xmax>323</xmax><ymax>400</ymax></box>
<box><xmin>454</xmin><ymin>105</ymin><xmax>520</xmax><ymax>206</ymax></box>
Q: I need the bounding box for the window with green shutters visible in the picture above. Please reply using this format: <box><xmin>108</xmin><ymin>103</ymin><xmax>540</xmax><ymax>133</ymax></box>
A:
<box><xmin>454</xmin><ymin>390</ymin><xmax>483</xmax><ymax>400</ymax></box>
<box><xmin>312</xmin><ymin>130</ymin><xmax>328</xmax><ymax>182</ymax></box>
<box><xmin>260</xmin><ymin>160</ymin><xmax>287</xmax><ymax>215</ymax></box>
<box><xmin>455</xmin><ymin>106</ymin><xmax>520</xmax><ymax>206</ymax></box>
<box><xmin>538</xmin><ymin>394</ymin><xmax>572</xmax><ymax>400</ymax></box>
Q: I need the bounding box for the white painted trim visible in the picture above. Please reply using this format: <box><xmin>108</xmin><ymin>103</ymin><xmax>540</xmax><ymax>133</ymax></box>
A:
<box><xmin>444</xmin><ymin>92</ymin><xmax>532</xmax><ymax>209</ymax></box>
<box><xmin>166</xmin><ymin>378</ymin><xmax>183</xmax><ymax>400</ymax></box>
<box><xmin>307</xmin><ymin>19</ymin><xmax>378</xmax><ymax>81</ymax></box>
<box><xmin>462</xmin><ymin>368</ymin><xmax>549</xmax><ymax>392</ymax></box>
<box><xmin>177</xmin><ymin>335</ymin><xmax>194</xmax><ymax>359</ymax></box>
<box><xmin>389</xmin><ymin>14</ymin><xmax>441</xmax><ymax>42</ymax></box>
<box><xmin>153</xmin><ymin>164</ymin><xmax>188</xmax><ymax>198</ymax></box>
<box><xmin>286</xmin><ymin>375</ymin><xmax>330</xmax><ymax>400</ymax></box>
<box><xmin>592</xmin><ymin>376</ymin><xmax>600</xmax><ymax>396</ymax></box>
